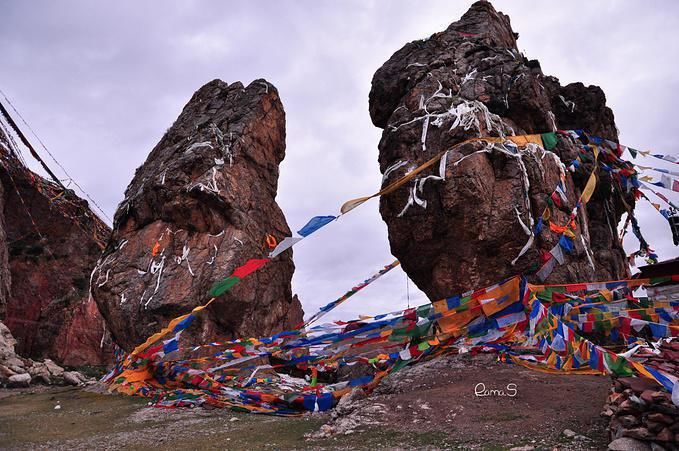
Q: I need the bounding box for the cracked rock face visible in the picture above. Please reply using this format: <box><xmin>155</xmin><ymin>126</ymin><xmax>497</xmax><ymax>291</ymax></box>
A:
<box><xmin>91</xmin><ymin>79</ymin><xmax>303</xmax><ymax>351</ymax></box>
<box><xmin>369</xmin><ymin>0</ymin><xmax>630</xmax><ymax>299</ymax></box>
<box><xmin>0</xmin><ymin>125</ymin><xmax>113</xmax><ymax>366</ymax></box>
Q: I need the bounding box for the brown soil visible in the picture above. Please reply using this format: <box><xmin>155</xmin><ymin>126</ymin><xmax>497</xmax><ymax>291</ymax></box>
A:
<box><xmin>315</xmin><ymin>353</ymin><xmax>611</xmax><ymax>449</ymax></box>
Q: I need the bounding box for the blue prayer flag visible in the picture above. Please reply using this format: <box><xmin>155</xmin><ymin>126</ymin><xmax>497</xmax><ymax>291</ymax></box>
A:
<box><xmin>163</xmin><ymin>339</ymin><xmax>179</xmax><ymax>354</ymax></box>
<box><xmin>559</xmin><ymin>235</ymin><xmax>574</xmax><ymax>254</ymax></box>
<box><xmin>297</xmin><ymin>215</ymin><xmax>336</xmax><ymax>237</ymax></box>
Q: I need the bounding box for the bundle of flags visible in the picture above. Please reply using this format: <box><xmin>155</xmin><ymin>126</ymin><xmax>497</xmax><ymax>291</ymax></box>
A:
<box><xmin>104</xmin><ymin>270</ymin><xmax>679</xmax><ymax>415</ymax></box>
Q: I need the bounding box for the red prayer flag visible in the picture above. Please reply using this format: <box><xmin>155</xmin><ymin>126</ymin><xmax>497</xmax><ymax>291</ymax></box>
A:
<box><xmin>551</xmin><ymin>292</ymin><xmax>567</xmax><ymax>303</ymax></box>
<box><xmin>232</xmin><ymin>258</ymin><xmax>270</xmax><ymax>278</ymax></box>
<box><xmin>620</xmin><ymin>317</ymin><xmax>631</xmax><ymax>336</ymax></box>
<box><xmin>673</xmin><ymin>179</ymin><xmax>679</xmax><ymax>192</ymax></box>
<box><xmin>566</xmin><ymin>283</ymin><xmax>587</xmax><ymax>292</ymax></box>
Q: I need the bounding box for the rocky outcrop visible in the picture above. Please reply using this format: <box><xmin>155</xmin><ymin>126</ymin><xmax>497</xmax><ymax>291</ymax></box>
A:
<box><xmin>369</xmin><ymin>1</ymin><xmax>630</xmax><ymax>299</ymax></box>
<box><xmin>604</xmin><ymin>356</ymin><xmax>679</xmax><ymax>448</ymax></box>
<box><xmin>0</xmin><ymin>320</ymin><xmax>91</xmax><ymax>387</ymax></box>
<box><xmin>91</xmin><ymin>79</ymin><xmax>303</xmax><ymax>351</ymax></box>
<box><xmin>0</xmin><ymin>122</ymin><xmax>113</xmax><ymax>366</ymax></box>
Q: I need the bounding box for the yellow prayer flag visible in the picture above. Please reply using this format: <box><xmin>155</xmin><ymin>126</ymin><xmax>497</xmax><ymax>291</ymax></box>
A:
<box><xmin>508</xmin><ymin>134</ymin><xmax>543</xmax><ymax>147</ymax></box>
<box><xmin>580</xmin><ymin>171</ymin><xmax>597</xmax><ymax>204</ymax></box>
<box><xmin>130</xmin><ymin>298</ymin><xmax>215</xmax><ymax>357</ymax></box>
<box><xmin>477</xmin><ymin>277</ymin><xmax>521</xmax><ymax>317</ymax></box>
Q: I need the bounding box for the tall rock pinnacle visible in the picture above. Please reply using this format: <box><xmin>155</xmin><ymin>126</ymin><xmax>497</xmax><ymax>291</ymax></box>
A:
<box><xmin>370</xmin><ymin>1</ymin><xmax>629</xmax><ymax>299</ymax></box>
<box><xmin>91</xmin><ymin>79</ymin><xmax>304</xmax><ymax>351</ymax></box>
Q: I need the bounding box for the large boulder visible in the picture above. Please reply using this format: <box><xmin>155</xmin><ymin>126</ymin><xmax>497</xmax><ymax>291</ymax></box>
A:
<box><xmin>0</xmin><ymin>120</ymin><xmax>113</xmax><ymax>366</ymax></box>
<box><xmin>369</xmin><ymin>0</ymin><xmax>631</xmax><ymax>299</ymax></box>
<box><xmin>91</xmin><ymin>79</ymin><xmax>304</xmax><ymax>351</ymax></box>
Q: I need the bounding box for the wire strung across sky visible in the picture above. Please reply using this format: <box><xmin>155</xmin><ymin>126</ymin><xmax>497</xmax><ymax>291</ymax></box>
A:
<box><xmin>0</xmin><ymin>89</ymin><xmax>113</xmax><ymax>224</ymax></box>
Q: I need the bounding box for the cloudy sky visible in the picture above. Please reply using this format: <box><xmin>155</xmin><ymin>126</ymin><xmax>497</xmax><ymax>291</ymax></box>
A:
<box><xmin>2</xmin><ymin>0</ymin><xmax>679</xmax><ymax>322</ymax></box>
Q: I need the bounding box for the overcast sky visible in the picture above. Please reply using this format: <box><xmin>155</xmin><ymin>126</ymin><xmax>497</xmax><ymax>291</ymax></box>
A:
<box><xmin>2</xmin><ymin>0</ymin><xmax>678</xmax><ymax>322</ymax></box>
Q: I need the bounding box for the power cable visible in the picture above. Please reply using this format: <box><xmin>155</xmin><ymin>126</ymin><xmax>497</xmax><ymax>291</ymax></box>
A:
<box><xmin>0</xmin><ymin>89</ymin><xmax>112</xmax><ymax>223</ymax></box>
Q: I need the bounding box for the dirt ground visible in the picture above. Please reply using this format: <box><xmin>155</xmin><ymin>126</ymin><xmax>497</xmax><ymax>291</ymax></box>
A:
<box><xmin>0</xmin><ymin>354</ymin><xmax>611</xmax><ymax>450</ymax></box>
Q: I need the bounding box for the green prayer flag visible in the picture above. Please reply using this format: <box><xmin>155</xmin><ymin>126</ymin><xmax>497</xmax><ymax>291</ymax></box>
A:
<box><xmin>417</xmin><ymin>341</ymin><xmax>430</xmax><ymax>351</ymax></box>
<box><xmin>628</xmin><ymin>148</ymin><xmax>638</xmax><ymax>158</ymax></box>
<box><xmin>417</xmin><ymin>305</ymin><xmax>433</xmax><ymax>318</ymax></box>
<box><xmin>650</xmin><ymin>277</ymin><xmax>670</xmax><ymax>285</ymax></box>
<box><xmin>391</xmin><ymin>359</ymin><xmax>411</xmax><ymax>372</ymax></box>
<box><xmin>541</xmin><ymin>132</ymin><xmax>559</xmax><ymax>150</ymax></box>
<box><xmin>604</xmin><ymin>353</ymin><xmax>634</xmax><ymax>376</ymax></box>
<box><xmin>209</xmin><ymin>276</ymin><xmax>241</xmax><ymax>297</ymax></box>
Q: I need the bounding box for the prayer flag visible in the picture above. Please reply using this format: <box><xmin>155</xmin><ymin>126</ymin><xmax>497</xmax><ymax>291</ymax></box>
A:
<box><xmin>297</xmin><ymin>216</ymin><xmax>336</xmax><ymax>237</ymax></box>
<box><xmin>209</xmin><ymin>276</ymin><xmax>241</xmax><ymax>297</ymax></box>
<box><xmin>540</xmin><ymin>132</ymin><xmax>558</xmax><ymax>150</ymax></box>
<box><xmin>232</xmin><ymin>259</ymin><xmax>269</xmax><ymax>278</ymax></box>
<box><xmin>269</xmin><ymin>237</ymin><xmax>303</xmax><ymax>258</ymax></box>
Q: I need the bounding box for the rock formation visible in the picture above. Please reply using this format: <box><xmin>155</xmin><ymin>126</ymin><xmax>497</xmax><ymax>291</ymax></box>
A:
<box><xmin>369</xmin><ymin>1</ymin><xmax>631</xmax><ymax>299</ymax></box>
<box><xmin>0</xmin><ymin>122</ymin><xmax>113</xmax><ymax>366</ymax></box>
<box><xmin>91</xmin><ymin>79</ymin><xmax>303</xmax><ymax>351</ymax></box>
<box><xmin>0</xmin><ymin>320</ymin><xmax>91</xmax><ymax>387</ymax></box>
<box><xmin>605</xmin><ymin>361</ymin><xmax>679</xmax><ymax>447</ymax></box>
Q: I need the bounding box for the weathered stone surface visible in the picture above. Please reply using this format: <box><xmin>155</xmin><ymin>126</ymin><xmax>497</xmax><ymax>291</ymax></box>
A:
<box><xmin>605</xmin><ymin>375</ymin><xmax>679</xmax><ymax>446</ymax></box>
<box><xmin>623</xmin><ymin>427</ymin><xmax>653</xmax><ymax>441</ymax></box>
<box><xmin>608</xmin><ymin>437</ymin><xmax>652</xmax><ymax>451</ymax></box>
<box><xmin>0</xmin><ymin>124</ymin><xmax>113</xmax><ymax>366</ymax></box>
<box><xmin>28</xmin><ymin>361</ymin><xmax>52</xmax><ymax>385</ymax></box>
<box><xmin>63</xmin><ymin>370</ymin><xmax>88</xmax><ymax>386</ymax></box>
<box><xmin>0</xmin><ymin>320</ymin><xmax>24</xmax><ymax>372</ymax></box>
<box><xmin>647</xmin><ymin>412</ymin><xmax>674</xmax><ymax>425</ymax></box>
<box><xmin>91</xmin><ymin>79</ymin><xmax>303</xmax><ymax>351</ymax></box>
<box><xmin>619</xmin><ymin>415</ymin><xmax>640</xmax><ymax>428</ymax></box>
<box><xmin>641</xmin><ymin>390</ymin><xmax>656</xmax><ymax>405</ymax></box>
<box><xmin>369</xmin><ymin>0</ymin><xmax>630</xmax><ymax>298</ymax></box>
<box><xmin>655</xmin><ymin>428</ymin><xmax>673</xmax><ymax>442</ymax></box>
<box><xmin>8</xmin><ymin>372</ymin><xmax>30</xmax><ymax>387</ymax></box>
<box><xmin>619</xmin><ymin>377</ymin><xmax>663</xmax><ymax>395</ymax></box>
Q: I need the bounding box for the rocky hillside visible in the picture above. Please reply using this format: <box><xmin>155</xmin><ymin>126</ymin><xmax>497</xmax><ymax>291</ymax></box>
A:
<box><xmin>370</xmin><ymin>0</ymin><xmax>631</xmax><ymax>299</ymax></box>
<box><xmin>91</xmin><ymin>79</ymin><xmax>304</xmax><ymax>351</ymax></box>
<box><xmin>0</xmin><ymin>122</ymin><xmax>113</xmax><ymax>366</ymax></box>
